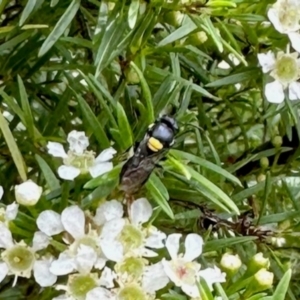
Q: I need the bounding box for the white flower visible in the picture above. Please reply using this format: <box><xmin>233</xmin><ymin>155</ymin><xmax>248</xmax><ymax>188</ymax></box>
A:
<box><xmin>268</xmin><ymin>0</ymin><xmax>300</xmax><ymax>52</ymax></box>
<box><xmin>99</xmin><ymin>198</ymin><xmax>166</xmax><ymax>262</ymax></box>
<box><xmin>15</xmin><ymin>180</ymin><xmax>42</xmax><ymax>206</ymax></box>
<box><xmin>45</xmin><ymin>206</ymin><xmax>105</xmax><ymax>276</ymax></box>
<box><xmin>47</xmin><ymin>131</ymin><xmax>116</xmax><ymax>180</ymax></box>
<box><xmin>162</xmin><ymin>233</ymin><xmax>226</xmax><ymax>298</ymax></box>
<box><xmin>0</xmin><ymin>186</ymin><xmax>3</xmax><ymax>200</ymax></box>
<box><xmin>0</xmin><ymin>223</ymin><xmax>56</xmax><ymax>287</ymax></box>
<box><xmin>258</xmin><ymin>51</ymin><xmax>300</xmax><ymax>103</ymax></box>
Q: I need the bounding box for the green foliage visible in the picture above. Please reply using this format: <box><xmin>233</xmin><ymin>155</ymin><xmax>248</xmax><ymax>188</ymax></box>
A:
<box><xmin>0</xmin><ymin>0</ymin><xmax>299</xmax><ymax>299</ymax></box>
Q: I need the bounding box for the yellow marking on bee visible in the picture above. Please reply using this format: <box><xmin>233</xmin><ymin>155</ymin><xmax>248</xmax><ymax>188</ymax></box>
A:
<box><xmin>147</xmin><ymin>137</ymin><xmax>163</xmax><ymax>152</ymax></box>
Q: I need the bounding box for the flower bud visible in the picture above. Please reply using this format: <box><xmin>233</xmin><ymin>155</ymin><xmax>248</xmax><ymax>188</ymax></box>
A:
<box><xmin>125</xmin><ymin>67</ymin><xmax>140</xmax><ymax>84</ymax></box>
<box><xmin>15</xmin><ymin>180</ymin><xmax>42</xmax><ymax>206</ymax></box>
<box><xmin>272</xmin><ymin>135</ymin><xmax>282</xmax><ymax>148</ymax></box>
<box><xmin>220</xmin><ymin>253</ymin><xmax>242</xmax><ymax>275</ymax></box>
<box><xmin>245</xmin><ymin>253</ymin><xmax>270</xmax><ymax>277</ymax></box>
<box><xmin>186</xmin><ymin>31</ymin><xmax>208</xmax><ymax>46</ymax></box>
<box><xmin>260</xmin><ymin>157</ymin><xmax>269</xmax><ymax>169</ymax></box>
<box><xmin>256</xmin><ymin>173</ymin><xmax>266</xmax><ymax>183</ymax></box>
<box><xmin>254</xmin><ymin>268</ymin><xmax>274</xmax><ymax>289</ymax></box>
<box><xmin>164</xmin><ymin>11</ymin><xmax>184</xmax><ymax>27</ymax></box>
<box><xmin>243</xmin><ymin>268</ymin><xmax>274</xmax><ymax>298</ymax></box>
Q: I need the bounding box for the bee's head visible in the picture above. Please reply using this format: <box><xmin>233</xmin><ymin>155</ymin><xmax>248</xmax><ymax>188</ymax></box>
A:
<box><xmin>147</xmin><ymin>115</ymin><xmax>178</xmax><ymax>152</ymax></box>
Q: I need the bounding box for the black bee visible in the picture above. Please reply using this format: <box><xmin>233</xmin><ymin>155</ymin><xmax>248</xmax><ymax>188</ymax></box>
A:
<box><xmin>119</xmin><ymin>115</ymin><xmax>178</xmax><ymax>196</ymax></box>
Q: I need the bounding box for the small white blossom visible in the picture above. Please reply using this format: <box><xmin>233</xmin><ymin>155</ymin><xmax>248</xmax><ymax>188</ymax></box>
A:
<box><xmin>99</xmin><ymin>198</ymin><xmax>166</xmax><ymax>262</ymax></box>
<box><xmin>15</xmin><ymin>180</ymin><xmax>42</xmax><ymax>206</ymax></box>
<box><xmin>0</xmin><ymin>186</ymin><xmax>3</xmax><ymax>200</ymax></box>
<box><xmin>48</xmin><ymin>206</ymin><xmax>105</xmax><ymax>276</ymax></box>
<box><xmin>258</xmin><ymin>50</ymin><xmax>300</xmax><ymax>103</ymax></box>
<box><xmin>162</xmin><ymin>233</ymin><xmax>226</xmax><ymax>298</ymax></box>
<box><xmin>268</xmin><ymin>0</ymin><xmax>300</xmax><ymax>52</ymax></box>
<box><xmin>0</xmin><ymin>223</ymin><xmax>56</xmax><ymax>287</ymax></box>
<box><xmin>47</xmin><ymin>131</ymin><xmax>116</xmax><ymax>180</ymax></box>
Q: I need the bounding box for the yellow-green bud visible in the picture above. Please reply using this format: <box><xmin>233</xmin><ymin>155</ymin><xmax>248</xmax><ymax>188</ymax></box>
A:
<box><xmin>220</xmin><ymin>253</ymin><xmax>242</xmax><ymax>275</ymax></box>
<box><xmin>254</xmin><ymin>268</ymin><xmax>274</xmax><ymax>289</ymax></box>
<box><xmin>186</xmin><ymin>31</ymin><xmax>208</xmax><ymax>46</ymax></box>
<box><xmin>272</xmin><ymin>135</ymin><xmax>283</xmax><ymax>148</ymax></box>
<box><xmin>245</xmin><ymin>253</ymin><xmax>270</xmax><ymax>277</ymax></box>
<box><xmin>260</xmin><ymin>157</ymin><xmax>269</xmax><ymax>169</ymax></box>
<box><xmin>271</xmin><ymin>237</ymin><xmax>286</xmax><ymax>247</ymax></box>
<box><xmin>125</xmin><ymin>67</ymin><xmax>140</xmax><ymax>84</ymax></box>
<box><xmin>164</xmin><ymin>11</ymin><xmax>184</xmax><ymax>27</ymax></box>
<box><xmin>243</xmin><ymin>268</ymin><xmax>274</xmax><ymax>298</ymax></box>
<box><xmin>256</xmin><ymin>173</ymin><xmax>266</xmax><ymax>183</ymax></box>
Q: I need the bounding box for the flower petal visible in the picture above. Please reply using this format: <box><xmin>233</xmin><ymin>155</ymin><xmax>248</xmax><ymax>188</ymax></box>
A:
<box><xmin>0</xmin><ymin>262</ymin><xmax>9</xmax><ymax>283</ymax></box>
<box><xmin>99</xmin><ymin>266</ymin><xmax>116</xmax><ymax>288</ymax></box>
<box><xmin>0</xmin><ymin>223</ymin><xmax>14</xmax><ymax>248</ymax></box>
<box><xmin>75</xmin><ymin>245</ymin><xmax>97</xmax><ymax>274</ymax></box>
<box><xmin>101</xmin><ymin>240</ymin><xmax>124</xmax><ymax>262</ymax></box>
<box><xmin>181</xmin><ymin>283</ymin><xmax>200</xmax><ymax>298</ymax></box>
<box><xmin>289</xmin><ymin>32</ymin><xmax>300</xmax><ymax>53</ymax></box>
<box><xmin>61</xmin><ymin>205</ymin><xmax>85</xmax><ymax>240</ymax></box>
<box><xmin>100</xmin><ymin>218</ymin><xmax>126</xmax><ymax>241</ymax></box>
<box><xmin>95</xmin><ymin>147</ymin><xmax>117</xmax><ymax>162</ymax></box>
<box><xmin>257</xmin><ymin>51</ymin><xmax>276</xmax><ymax>73</ymax></box>
<box><xmin>34</xmin><ymin>258</ymin><xmax>57</xmax><ymax>287</ymax></box>
<box><xmin>161</xmin><ymin>258</ymin><xmax>182</xmax><ymax>286</ymax></box>
<box><xmin>47</xmin><ymin>142</ymin><xmax>68</xmax><ymax>158</ymax></box>
<box><xmin>140</xmin><ymin>248</ymin><xmax>158</xmax><ymax>257</ymax></box>
<box><xmin>36</xmin><ymin>210</ymin><xmax>64</xmax><ymax>236</ymax></box>
<box><xmin>5</xmin><ymin>202</ymin><xmax>18</xmax><ymax>221</ymax></box>
<box><xmin>86</xmin><ymin>287</ymin><xmax>115</xmax><ymax>300</ymax></box>
<box><xmin>94</xmin><ymin>257</ymin><xmax>107</xmax><ymax>270</ymax></box>
<box><xmin>89</xmin><ymin>162</ymin><xmax>113</xmax><ymax>178</ymax></box>
<box><xmin>142</xmin><ymin>262</ymin><xmax>169</xmax><ymax>293</ymax></box>
<box><xmin>130</xmin><ymin>198</ymin><xmax>152</xmax><ymax>226</ymax></box>
<box><xmin>67</xmin><ymin>130</ymin><xmax>89</xmax><ymax>155</ymax></box>
<box><xmin>94</xmin><ymin>200</ymin><xmax>124</xmax><ymax>226</ymax></box>
<box><xmin>265</xmin><ymin>80</ymin><xmax>285</xmax><ymax>103</ymax></box>
<box><xmin>183</xmin><ymin>234</ymin><xmax>203</xmax><ymax>261</ymax></box>
<box><xmin>0</xmin><ymin>186</ymin><xmax>3</xmax><ymax>200</ymax></box>
<box><xmin>165</xmin><ymin>233</ymin><xmax>182</xmax><ymax>259</ymax></box>
<box><xmin>267</xmin><ymin>8</ymin><xmax>285</xmax><ymax>33</ymax></box>
<box><xmin>145</xmin><ymin>228</ymin><xmax>166</xmax><ymax>249</ymax></box>
<box><xmin>198</xmin><ymin>266</ymin><xmax>226</xmax><ymax>291</ymax></box>
<box><xmin>58</xmin><ymin>165</ymin><xmax>80</xmax><ymax>180</ymax></box>
<box><xmin>289</xmin><ymin>81</ymin><xmax>300</xmax><ymax>100</ymax></box>
<box><xmin>50</xmin><ymin>252</ymin><xmax>75</xmax><ymax>276</ymax></box>
<box><xmin>32</xmin><ymin>231</ymin><xmax>50</xmax><ymax>251</ymax></box>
